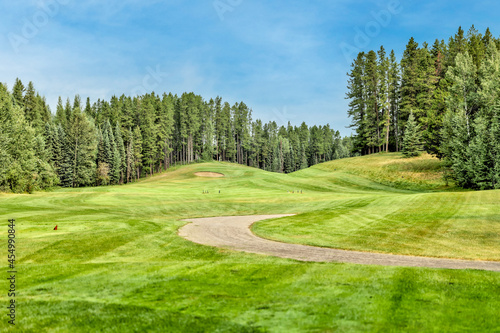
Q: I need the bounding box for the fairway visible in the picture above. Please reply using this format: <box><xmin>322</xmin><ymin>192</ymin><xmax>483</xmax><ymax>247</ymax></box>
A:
<box><xmin>1</xmin><ymin>153</ymin><xmax>500</xmax><ymax>332</ymax></box>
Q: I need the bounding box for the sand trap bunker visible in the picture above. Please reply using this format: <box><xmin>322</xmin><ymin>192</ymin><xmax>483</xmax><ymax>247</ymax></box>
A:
<box><xmin>194</xmin><ymin>172</ymin><xmax>225</xmax><ymax>178</ymax></box>
<box><xmin>179</xmin><ymin>215</ymin><xmax>500</xmax><ymax>272</ymax></box>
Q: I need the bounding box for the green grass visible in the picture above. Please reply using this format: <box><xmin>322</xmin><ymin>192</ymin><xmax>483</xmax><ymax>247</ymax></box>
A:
<box><xmin>254</xmin><ymin>154</ymin><xmax>500</xmax><ymax>261</ymax></box>
<box><xmin>1</xmin><ymin>153</ymin><xmax>499</xmax><ymax>332</ymax></box>
<box><xmin>310</xmin><ymin>152</ymin><xmax>455</xmax><ymax>191</ymax></box>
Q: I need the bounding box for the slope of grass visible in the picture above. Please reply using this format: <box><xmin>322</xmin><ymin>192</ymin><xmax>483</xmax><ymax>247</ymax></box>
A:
<box><xmin>255</xmin><ymin>154</ymin><xmax>499</xmax><ymax>260</ymax></box>
<box><xmin>0</xmin><ymin>156</ymin><xmax>499</xmax><ymax>332</ymax></box>
<box><xmin>308</xmin><ymin>152</ymin><xmax>455</xmax><ymax>191</ymax></box>
<box><xmin>253</xmin><ymin>190</ymin><xmax>500</xmax><ymax>260</ymax></box>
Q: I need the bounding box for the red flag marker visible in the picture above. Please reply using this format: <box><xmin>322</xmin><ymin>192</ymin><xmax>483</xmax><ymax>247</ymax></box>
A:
<box><xmin>54</xmin><ymin>225</ymin><xmax>58</xmax><ymax>230</ymax></box>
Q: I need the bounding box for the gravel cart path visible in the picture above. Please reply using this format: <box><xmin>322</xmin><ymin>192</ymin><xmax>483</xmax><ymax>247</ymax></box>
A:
<box><xmin>179</xmin><ymin>215</ymin><xmax>500</xmax><ymax>272</ymax></box>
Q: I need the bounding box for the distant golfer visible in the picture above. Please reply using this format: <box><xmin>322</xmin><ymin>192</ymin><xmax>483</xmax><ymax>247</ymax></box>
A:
<box><xmin>54</xmin><ymin>225</ymin><xmax>58</xmax><ymax>230</ymax></box>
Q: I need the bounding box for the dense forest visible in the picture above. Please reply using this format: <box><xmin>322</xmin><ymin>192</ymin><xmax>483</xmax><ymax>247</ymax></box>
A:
<box><xmin>0</xmin><ymin>81</ymin><xmax>353</xmax><ymax>193</ymax></box>
<box><xmin>346</xmin><ymin>25</ymin><xmax>500</xmax><ymax>189</ymax></box>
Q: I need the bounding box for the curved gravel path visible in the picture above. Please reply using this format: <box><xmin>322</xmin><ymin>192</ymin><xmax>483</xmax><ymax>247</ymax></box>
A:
<box><xmin>179</xmin><ymin>215</ymin><xmax>500</xmax><ymax>272</ymax></box>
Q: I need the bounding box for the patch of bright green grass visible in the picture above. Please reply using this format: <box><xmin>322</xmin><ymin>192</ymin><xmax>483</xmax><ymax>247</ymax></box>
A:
<box><xmin>0</xmin><ymin>156</ymin><xmax>499</xmax><ymax>332</ymax></box>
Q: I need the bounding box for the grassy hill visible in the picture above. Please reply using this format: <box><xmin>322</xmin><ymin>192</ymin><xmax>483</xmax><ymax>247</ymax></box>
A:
<box><xmin>305</xmin><ymin>152</ymin><xmax>455</xmax><ymax>191</ymax></box>
<box><xmin>1</xmin><ymin>155</ymin><xmax>499</xmax><ymax>332</ymax></box>
<box><xmin>254</xmin><ymin>153</ymin><xmax>499</xmax><ymax>261</ymax></box>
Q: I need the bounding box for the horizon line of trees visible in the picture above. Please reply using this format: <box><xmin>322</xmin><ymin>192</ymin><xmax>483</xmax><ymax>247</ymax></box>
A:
<box><xmin>346</xmin><ymin>25</ymin><xmax>500</xmax><ymax>190</ymax></box>
<box><xmin>0</xmin><ymin>80</ymin><xmax>353</xmax><ymax>193</ymax></box>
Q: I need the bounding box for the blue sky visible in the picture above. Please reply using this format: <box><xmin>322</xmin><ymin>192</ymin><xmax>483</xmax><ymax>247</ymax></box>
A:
<box><xmin>1</xmin><ymin>0</ymin><xmax>499</xmax><ymax>136</ymax></box>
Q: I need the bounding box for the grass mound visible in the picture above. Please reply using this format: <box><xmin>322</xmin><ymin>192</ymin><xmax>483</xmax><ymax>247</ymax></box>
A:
<box><xmin>310</xmin><ymin>152</ymin><xmax>455</xmax><ymax>191</ymax></box>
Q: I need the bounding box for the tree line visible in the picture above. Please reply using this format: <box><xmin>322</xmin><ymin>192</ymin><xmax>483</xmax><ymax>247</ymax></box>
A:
<box><xmin>346</xmin><ymin>25</ymin><xmax>500</xmax><ymax>189</ymax></box>
<box><xmin>0</xmin><ymin>80</ymin><xmax>353</xmax><ymax>192</ymax></box>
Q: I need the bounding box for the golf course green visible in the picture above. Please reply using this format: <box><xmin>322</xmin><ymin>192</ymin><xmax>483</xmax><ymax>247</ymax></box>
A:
<box><xmin>1</xmin><ymin>153</ymin><xmax>499</xmax><ymax>332</ymax></box>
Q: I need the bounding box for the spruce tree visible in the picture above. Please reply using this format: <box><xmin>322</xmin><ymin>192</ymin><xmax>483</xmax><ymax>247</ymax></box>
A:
<box><xmin>490</xmin><ymin>108</ymin><xmax>500</xmax><ymax>189</ymax></box>
<box><xmin>109</xmin><ymin>126</ymin><xmax>120</xmax><ymax>184</ymax></box>
<box><xmin>97</xmin><ymin>127</ymin><xmax>111</xmax><ymax>167</ymax></box>
<box><xmin>133</xmin><ymin>126</ymin><xmax>143</xmax><ymax>180</ymax></box>
<box><xmin>478</xmin><ymin>42</ymin><xmax>500</xmax><ymax>118</ymax></box>
<box><xmin>55</xmin><ymin>97</ymin><xmax>67</xmax><ymax>129</ymax></box>
<box><xmin>115</xmin><ymin>123</ymin><xmax>126</xmax><ymax>183</ymax></box>
<box><xmin>58</xmin><ymin>125</ymin><xmax>73</xmax><ymax>187</ymax></box>
<box><xmin>126</xmin><ymin>129</ymin><xmax>135</xmax><ymax>183</ymax></box>
<box><xmin>12</xmin><ymin>78</ymin><xmax>25</xmax><ymax>108</ymax></box>
<box><xmin>139</xmin><ymin>98</ymin><xmax>157</xmax><ymax>175</ymax></box>
<box><xmin>64</xmin><ymin>98</ymin><xmax>73</xmax><ymax>125</ymax></box>
<box><xmin>467</xmin><ymin>116</ymin><xmax>493</xmax><ymax>189</ymax></box>
<box><xmin>402</xmin><ymin>113</ymin><xmax>423</xmax><ymax>157</ymax></box>
<box><xmin>157</xmin><ymin>93</ymin><xmax>174</xmax><ymax>169</ymax></box>
<box><xmin>441</xmin><ymin>110</ymin><xmax>471</xmax><ymax>187</ymax></box>
<box><xmin>65</xmin><ymin>108</ymin><xmax>98</xmax><ymax>187</ymax></box>
<box><xmin>0</xmin><ymin>84</ymin><xmax>14</xmax><ymax>191</ymax></box>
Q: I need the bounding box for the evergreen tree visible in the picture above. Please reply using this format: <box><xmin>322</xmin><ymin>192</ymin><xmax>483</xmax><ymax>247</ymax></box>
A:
<box><xmin>378</xmin><ymin>46</ymin><xmax>391</xmax><ymax>152</ymax></box>
<box><xmin>0</xmin><ymin>83</ymin><xmax>57</xmax><ymax>192</ymax></box>
<box><xmin>107</xmin><ymin>121</ymin><xmax>120</xmax><ymax>184</ymax></box>
<box><xmin>446</xmin><ymin>26</ymin><xmax>467</xmax><ymax>69</ymax></box>
<box><xmin>115</xmin><ymin>123</ymin><xmax>126</xmax><ymax>183</ymax></box>
<box><xmin>44</xmin><ymin>123</ymin><xmax>64</xmax><ymax>176</ymax></box>
<box><xmin>73</xmin><ymin>95</ymin><xmax>82</xmax><ymax>111</ymax></box>
<box><xmin>202</xmin><ymin>99</ymin><xmax>216</xmax><ymax>161</ymax></box>
<box><xmin>490</xmin><ymin>108</ymin><xmax>500</xmax><ymax>189</ymax></box>
<box><xmin>84</xmin><ymin>97</ymin><xmax>93</xmax><ymax>117</ymax></box>
<box><xmin>478</xmin><ymin>42</ymin><xmax>500</xmax><ymax>118</ymax></box>
<box><xmin>139</xmin><ymin>98</ymin><xmax>157</xmax><ymax>175</ymax></box>
<box><xmin>64</xmin><ymin>98</ymin><xmax>73</xmax><ymax>125</ymax></box>
<box><xmin>23</xmin><ymin>82</ymin><xmax>37</xmax><ymax>123</ymax></box>
<box><xmin>402</xmin><ymin>112</ymin><xmax>423</xmax><ymax>157</ymax></box>
<box><xmin>400</xmin><ymin>37</ymin><xmax>420</xmax><ymax>139</ymax></box>
<box><xmin>133</xmin><ymin>126</ymin><xmax>143</xmax><ymax>180</ymax></box>
<box><xmin>58</xmin><ymin>125</ymin><xmax>73</xmax><ymax>187</ymax></box>
<box><xmin>467</xmin><ymin>25</ymin><xmax>486</xmax><ymax>72</ymax></box>
<box><xmin>364</xmin><ymin>50</ymin><xmax>380</xmax><ymax>153</ymax></box>
<box><xmin>55</xmin><ymin>97</ymin><xmax>67</xmax><ymax>129</ymax></box>
<box><xmin>65</xmin><ymin>108</ymin><xmax>98</xmax><ymax>188</ymax></box>
<box><xmin>466</xmin><ymin>116</ymin><xmax>493</xmax><ymax>189</ymax></box>
<box><xmin>224</xmin><ymin>102</ymin><xmax>236</xmax><ymax>162</ymax></box>
<box><xmin>126</xmin><ymin>129</ymin><xmax>135</xmax><ymax>183</ymax></box>
<box><xmin>97</xmin><ymin>126</ymin><xmax>111</xmax><ymax>168</ymax></box>
<box><xmin>388</xmin><ymin>49</ymin><xmax>400</xmax><ymax>152</ymax></box>
<box><xmin>346</xmin><ymin>52</ymin><xmax>367</xmax><ymax>155</ymax></box>
<box><xmin>12</xmin><ymin>78</ymin><xmax>25</xmax><ymax>108</ymax></box>
<box><xmin>157</xmin><ymin>93</ymin><xmax>174</xmax><ymax>170</ymax></box>
<box><xmin>446</xmin><ymin>51</ymin><xmax>478</xmax><ymax>135</ymax></box>
<box><xmin>441</xmin><ymin>110</ymin><xmax>471</xmax><ymax>188</ymax></box>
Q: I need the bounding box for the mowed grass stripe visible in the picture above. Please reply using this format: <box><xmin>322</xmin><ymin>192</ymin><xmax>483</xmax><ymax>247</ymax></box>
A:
<box><xmin>0</xmin><ymin>152</ymin><xmax>499</xmax><ymax>332</ymax></box>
